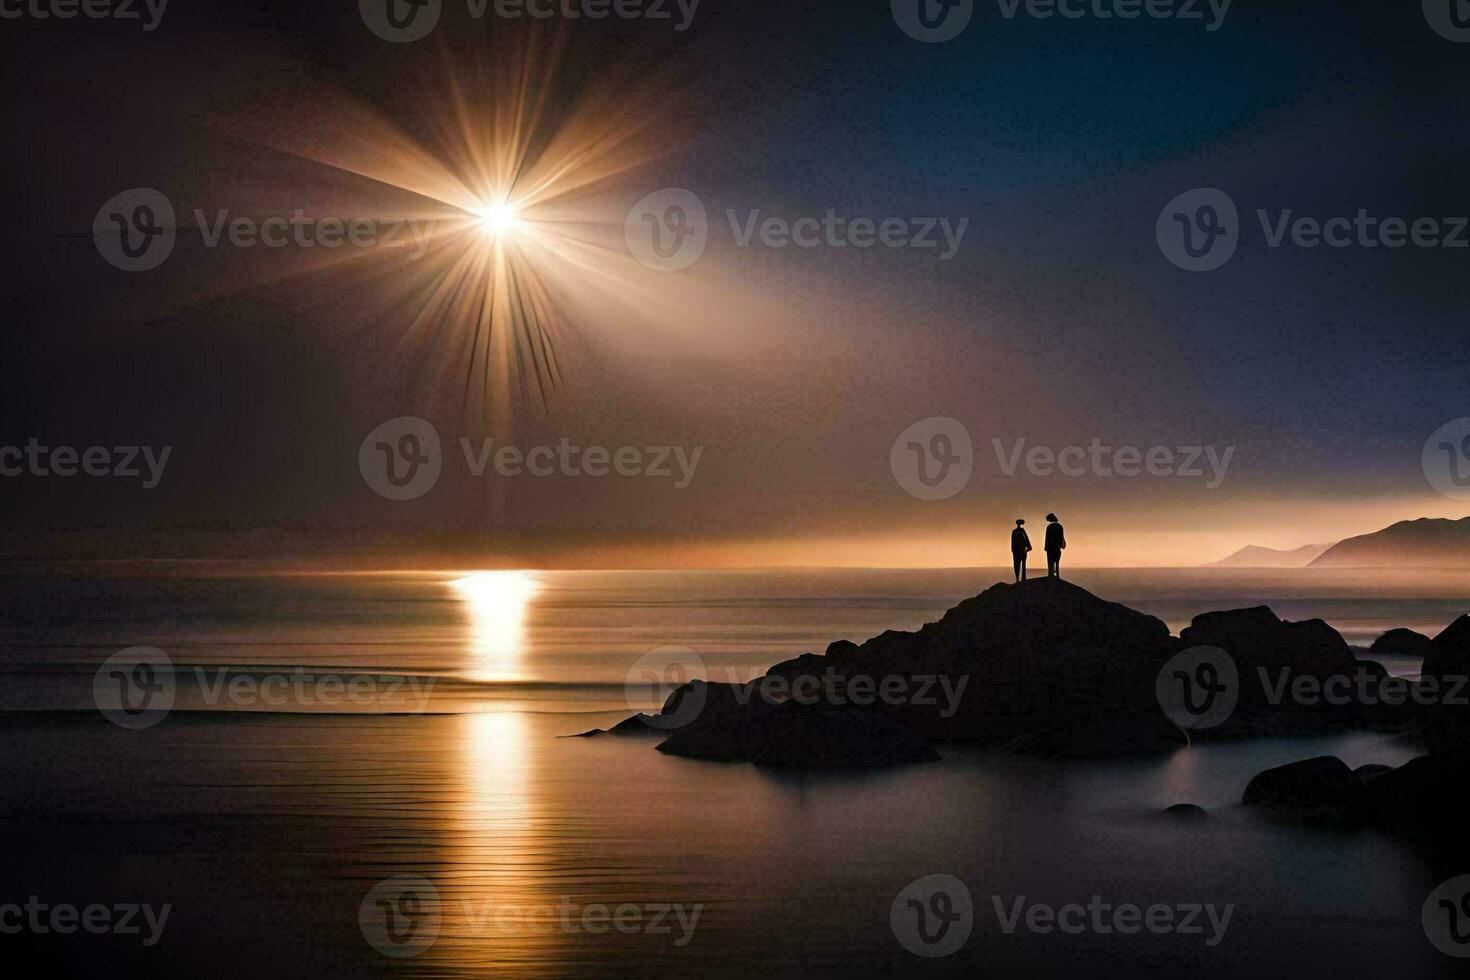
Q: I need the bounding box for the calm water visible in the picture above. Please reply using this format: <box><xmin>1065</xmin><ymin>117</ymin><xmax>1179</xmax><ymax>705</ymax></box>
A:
<box><xmin>1</xmin><ymin>568</ymin><xmax>1467</xmax><ymax>977</ymax></box>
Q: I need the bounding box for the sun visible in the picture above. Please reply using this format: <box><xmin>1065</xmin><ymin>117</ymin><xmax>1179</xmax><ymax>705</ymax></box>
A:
<box><xmin>476</xmin><ymin>201</ymin><xmax>521</xmax><ymax>240</ymax></box>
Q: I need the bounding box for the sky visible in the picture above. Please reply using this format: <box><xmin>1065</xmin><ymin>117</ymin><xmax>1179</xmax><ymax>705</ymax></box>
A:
<box><xmin>2</xmin><ymin>0</ymin><xmax>1468</xmax><ymax>567</ymax></box>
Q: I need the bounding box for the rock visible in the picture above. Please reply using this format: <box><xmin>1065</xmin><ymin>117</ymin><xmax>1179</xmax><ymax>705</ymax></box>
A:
<box><xmin>567</xmin><ymin>713</ymin><xmax>666</xmax><ymax>737</ymax></box>
<box><xmin>656</xmin><ymin>711</ymin><xmax>779</xmax><ymax>762</ymax></box>
<box><xmin>754</xmin><ymin>711</ymin><xmax>939</xmax><ymax>769</ymax></box>
<box><xmin>1361</xmin><ymin>754</ymin><xmax>1470</xmax><ymax>848</ymax></box>
<box><xmin>656</xmin><ymin>705</ymin><xmax>939</xmax><ymax>768</ymax></box>
<box><xmin>1179</xmin><ymin>607</ymin><xmax>1359</xmax><ymax>726</ymax></box>
<box><xmin>1352</xmin><ymin>763</ymin><xmax>1394</xmax><ymax>783</ymax></box>
<box><xmin>1006</xmin><ymin>710</ymin><xmax>1187</xmax><ymax>758</ymax></box>
<box><xmin>1369</xmin><ymin>628</ymin><xmax>1434</xmax><ymax>661</ymax></box>
<box><xmin>764</xmin><ymin>577</ymin><xmax>1180</xmax><ymax>745</ymax></box>
<box><xmin>1163</xmin><ymin>803</ymin><xmax>1208</xmax><ymax>819</ymax></box>
<box><xmin>1417</xmin><ymin>616</ymin><xmax>1470</xmax><ymax>755</ymax></box>
<box><xmin>1242</xmin><ymin>756</ymin><xmax>1366</xmax><ymax>820</ymax></box>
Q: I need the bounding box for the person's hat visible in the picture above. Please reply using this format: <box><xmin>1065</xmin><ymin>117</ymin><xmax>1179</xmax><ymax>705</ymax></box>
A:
<box><xmin>1046</xmin><ymin>513</ymin><xmax>1057</xmax><ymax>522</ymax></box>
<box><xmin>1015</xmin><ymin>518</ymin><xmax>1025</xmax><ymax>526</ymax></box>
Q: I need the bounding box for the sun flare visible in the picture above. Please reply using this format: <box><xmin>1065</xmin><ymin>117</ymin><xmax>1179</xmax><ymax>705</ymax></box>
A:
<box><xmin>451</xmin><ymin>571</ymin><xmax>541</xmax><ymax>683</ymax></box>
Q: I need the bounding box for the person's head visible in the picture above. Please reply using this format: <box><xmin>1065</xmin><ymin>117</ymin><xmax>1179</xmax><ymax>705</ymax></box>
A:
<box><xmin>1046</xmin><ymin>513</ymin><xmax>1057</xmax><ymax>523</ymax></box>
<box><xmin>1015</xmin><ymin>519</ymin><xmax>1025</xmax><ymax>527</ymax></box>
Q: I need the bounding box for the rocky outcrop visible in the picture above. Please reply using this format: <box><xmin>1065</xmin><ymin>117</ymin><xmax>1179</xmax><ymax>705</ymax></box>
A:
<box><xmin>1369</xmin><ymin>627</ymin><xmax>1434</xmax><ymax>661</ymax></box>
<box><xmin>595</xmin><ymin>578</ymin><xmax>1463</xmax><ymax>769</ymax></box>
<box><xmin>1417</xmin><ymin>616</ymin><xmax>1470</xmax><ymax>754</ymax></box>
<box><xmin>1242</xmin><ymin>753</ymin><xmax>1470</xmax><ymax>858</ymax></box>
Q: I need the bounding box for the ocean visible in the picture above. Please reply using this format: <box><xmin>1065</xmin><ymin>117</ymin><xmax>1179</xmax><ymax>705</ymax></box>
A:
<box><xmin>1</xmin><ymin>567</ymin><xmax>1466</xmax><ymax>977</ymax></box>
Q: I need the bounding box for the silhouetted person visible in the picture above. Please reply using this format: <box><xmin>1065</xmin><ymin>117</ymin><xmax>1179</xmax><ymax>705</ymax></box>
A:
<box><xmin>1010</xmin><ymin>519</ymin><xmax>1032</xmax><ymax>582</ymax></box>
<box><xmin>1044</xmin><ymin>513</ymin><xmax>1066</xmax><ymax>578</ymax></box>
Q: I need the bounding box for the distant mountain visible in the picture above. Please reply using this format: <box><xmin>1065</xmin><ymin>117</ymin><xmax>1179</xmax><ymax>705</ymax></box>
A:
<box><xmin>1310</xmin><ymin>517</ymin><xmax>1470</xmax><ymax>568</ymax></box>
<box><xmin>1210</xmin><ymin>544</ymin><xmax>1333</xmax><ymax>568</ymax></box>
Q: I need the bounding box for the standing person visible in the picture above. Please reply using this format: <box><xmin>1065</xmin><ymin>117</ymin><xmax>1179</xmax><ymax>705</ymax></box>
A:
<box><xmin>1044</xmin><ymin>513</ymin><xmax>1066</xmax><ymax>578</ymax></box>
<box><xmin>1010</xmin><ymin>519</ymin><xmax>1032</xmax><ymax>582</ymax></box>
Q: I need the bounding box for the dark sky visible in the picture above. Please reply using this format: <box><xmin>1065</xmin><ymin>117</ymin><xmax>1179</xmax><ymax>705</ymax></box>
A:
<box><xmin>2</xmin><ymin>0</ymin><xmax>1467</xmax><ymax>565</ymax></box>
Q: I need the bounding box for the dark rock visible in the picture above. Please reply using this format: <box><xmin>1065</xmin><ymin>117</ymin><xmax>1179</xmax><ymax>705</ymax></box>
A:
<box><xmin>567</xmin><ymin>713</ymin><xmax>666</xmax><ymax>737</ymax></box>
<box><xmin>1369</xmin><ymin>628</ymin><xmax>1434</xmax><ymax>661</ymax></box>
<box><xmin>769</xmin><ymin>577</ymin><xmax>1180</xmax><ymax>745</ymax></box>
<box><xmin>1361</xmin><ymin>753</ymin><xmax>1470</xmax><ymax>859</ymax></box>
<box><xmin>1006</xmin><ymin>710</ymin><xmax>1187</xmax><ymax>758</ymax></box>
<box><xmin>656</xmin><ymin>711</ymin><xmax>778</xmax><ymax>762</ymax></box>
<box><xmin>1242</xmin><ymin>756</ymin><xmax>1366</xmax><ymax>820</ymax></box>
<box><xmin>656</xmin><ymin>705</ymin><xmax>938</xmax><ymax>768</ymax></box>
<box><xmin>753</xmin><ymin>711</ymin><xmax>939</xmax><ymax>769</ymax></box>
<box><xmin>1417</xmin><ymin>616</ymin><xmax>1470</xmax><ymax>755</ymax></box>
<box><xmin>1352</xmin><ymin>763</ymin><xmax>1394</xmax><ymax>783</ymax></box>
<box><xmin>1163</xmin><ymin>803</ymin><xmax>1208</xmax><ymax>819</ymax></box>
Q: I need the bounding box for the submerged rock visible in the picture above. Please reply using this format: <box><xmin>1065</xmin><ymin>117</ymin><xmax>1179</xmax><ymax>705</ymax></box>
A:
<box><xmin>1163</xmin><ymin>803</ymin><xmax>1208</xmax><ymax>819</ymax></box>
<box><xmin>1242</xmin><ymin>756</ymin><xmax>1367</xmax><ymax>821</ymax></box>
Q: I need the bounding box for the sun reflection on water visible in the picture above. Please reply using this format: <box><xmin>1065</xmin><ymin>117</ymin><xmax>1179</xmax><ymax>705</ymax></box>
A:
<box><xmin>450</xmin><ymin>571</ymin><xmax>541</xmax><ymax>684</ymax></box>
